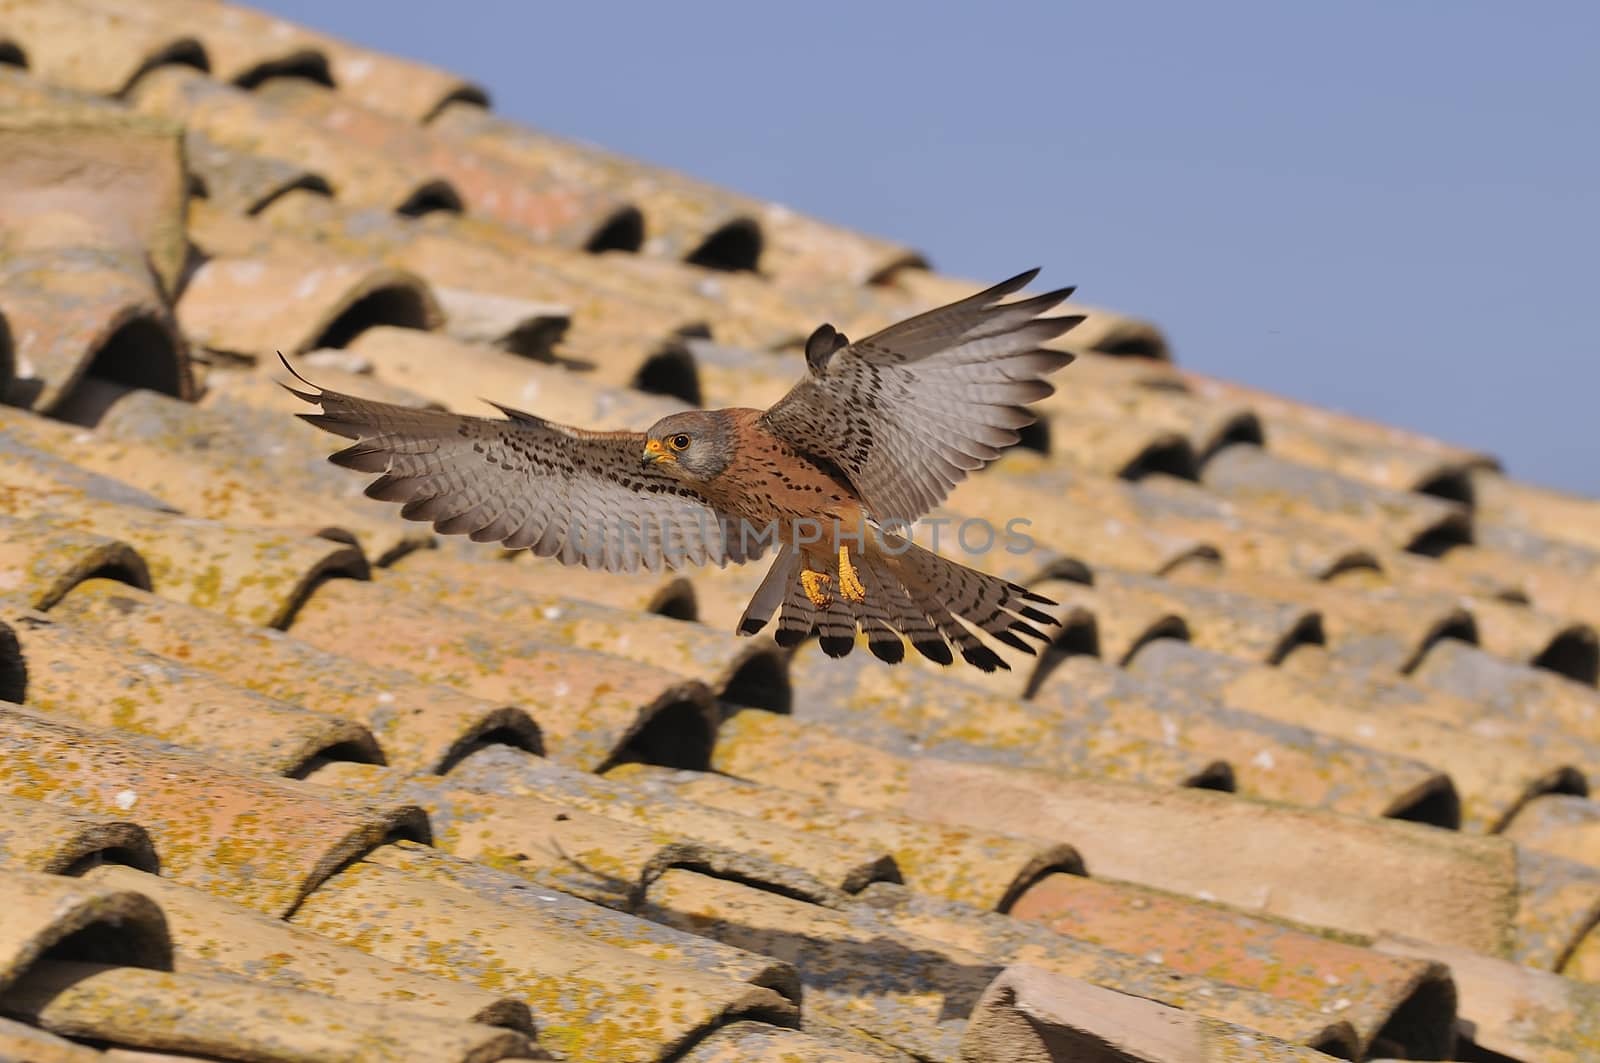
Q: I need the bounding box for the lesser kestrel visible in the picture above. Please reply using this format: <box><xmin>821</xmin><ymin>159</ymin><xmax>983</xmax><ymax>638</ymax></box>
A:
<box><xmin>285</xmin><ymin>269</ymin><xmax>1081</xmax><ymax>671</ymax></box>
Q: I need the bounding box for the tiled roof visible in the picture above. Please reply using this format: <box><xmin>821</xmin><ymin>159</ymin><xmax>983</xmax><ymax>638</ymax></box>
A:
<box><xmin>0</xmin><ymin>1</ymin><xmax>1598</xmax><ymax>1060</ymax></box>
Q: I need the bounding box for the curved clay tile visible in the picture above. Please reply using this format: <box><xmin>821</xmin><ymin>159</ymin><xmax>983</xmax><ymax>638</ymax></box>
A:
<box><xmin>1376</xmin><ymin>934</ymin><xmax>1600</xmax><ymax>1062</ymax></box>
<box><xmin>4</xmin><ymin>603</ymin><xmax>381</xmax><ymax>776</ymax></box>
<box><xmin>370</xmin><ymin>830</ymin><xmax>800</xmax><ymax>1003</ymax></box>
<box><xmin>285</xmin><ymin>577</ymin><xmax>720</xmax><ymax>771</ymax></box>
<box><xmin>1130</xmin><ymin>640</ymin><xmax>1590</xmax><ymax>834</ymax></box>
<box><xmin>1257</xmin><ymin>415</ymin><xmax>1489</xmax><ymax>500</ymax></box>
<box><xmin>1170</xmin><ymin>565</ymin><xmax>1475</xmax><ymax>674</ymax></box>
<box><xmin>782</xmin><ymin>646</ymin><xmax>1225</xmax><ymax>793</ymax></box>
<box><xmin>1200</xmin><ymin>443</ymin><xmax>1475</xmax><ymax>555</ymax></box>
<box><xmin>610</xmin><ymin>763</ymin><xmax>1083</xmax><ymax>913</ymax></box>
<box><xmin>183</xmin><ymin>130</ymin><xmax>332</xmax><ymax>215</ymax></box>
<box><xmin>1</xmin><ymin>491</ymin><xmax>367</xmax><ymax>628</ymax></box>
<box><xmin>0</xmin><ymin>504</ymin><xmax>149</xmax><ymax>611</ymax></box>
<box><xmin>177</xmin><ymin>254</ymin><xmax>440</xmax><ymax>360</ymax></box>
<box><xmin>948</xmin><ymin>460</ymin><xmax>1223</xmax><ymax>575</ymax></box>
<box><xmin>0</xmin><ymin>0</ymin><xmax>207</xmax><ymax>97</ymax></box>
<box><xmin>430</xmin><ymin>101</ymin><xmax>774</xmax><ymax>270</ymax></box>
<box><xmin>0</xmin><ymin>794</ymin><xmax>157</xmax><ymax>874</ymax></box>
<box><xmin>960</xmin><ymin>965</ymin><xmax>1339</xmax><ymax>1063</ymax></box>
<box><xmin>644</xmin><ymin>869</ymin><xmax>997</xmax><ymax>1061</ymax></box>
<box><xmin>0</xmin><ymin>869</ymin><xmax>171</xmax><ymax>995</ymax></box>
<box><xmin>1472</xmin><ymin>468</ymin><xmax>1600</xmax><ymax>554</ymax></box>
<box><xmin>290</xmin><ymin>844</ymin><xmax>793</xmax><ymax>1062</ymax></box>
<box><xmin>114</xmin><ymin>0</ymin><xmax>332</xmax><ymax>87</ymax></box>
<box><xmin>1468</xmin><ymin>598</ymin><xmax>1598</xmax><ymax>683</ymax></box>
<box><xmin>0</xmin><ymin>248</ymin><xmax>190</xmax><ymax>413</ymax></box>
<box><xmin>1505</xmin><ymin>794</ymin><xmax>1600</xmax><ymax>869</ymax></box>
<box><xmin>438</xmin><ymin>748</ymin><xmax>894</xmax><ymax>900</ymax></box>
<box><xmin>1186</xmin><ymin>369</ymin><xmax>1499</xmax><ymax>471</ymax></box>
<box><xmin>1022</xmin><ymin>652</ymin><xmax>1455</xmax><ymax>825</ymax></box>
<box><xmin>1412</xmin><ymin>637</ymin><xmax>1600</xmax><ymax>740</ymax></box>
<box><xmin>250</xmin><ymin>193</ymin><xmax>724</xmax><ymax>386</ymax></box>
<box><xmin>54</xmin><ymin>579</ymin><xmax>542</xmax><ymax>775</ymax></box>
<box><xmin>129</xmin><ymin>67</ymin><xmax>463</xmax><ymax>215</ymax></box>
<box><xmin>0</xmin><ymin>396</ymin><xmax>407</xmax><ymax>555</ymax></box>
<box><xmin>1130</xmin><ymin>472</ymin><xmax>1377</xmax><ymax>579</ymax></box>
<box><xmin>1096</xmin><ymin>568</ymin><xmax>1327</xmax><ymax>664</ymax></box>
<box><xmin>84</xmin><ymin>864</ymin><xmax>534</xmax><ymax>1032</ymax></box>
<box><xmin>0</xmin><ymin>94</ymin><xmax>183</xmax><ymax>290</ymax></box>
<box><xmin>258</xmin><ymin>78</ymin><xmax>644</xmax><ymax>246</ymax></box>
<box><xmin>856</xmin><ymin>884</ymin><xmax>1365</xmax><ymax>1056</ymax></box>
<box><xmin>713</xmin><ymin>709</ymin><xmax>1522</xmax><ymax>954</ymax></box>
<box><xmin>2</xmin><ymin>960</ymin><xmax>535</xmax><ymax>1061</ymax></box>
<box><xmin>0</xmin><ymin>704</ymin><xmax>424</xmax><ymax>917</ymax></box>
<box><xmin>431</xmin><ymin>288</ymin><xmax>570</xmax><ymax>358</ymax></box>
<box><xmin>1511</xmin><ymin>847</ymin><xmax>1600</xmax><ymax>972</ymax></box>
<box><xmin>375</xmin><ymin>561</ymin><xmax>791</xmax><ymax>710</ymax></box>
<box><xmin>1005</xmin><ymin>876</ymin><xmax>1457</xmax><ymax>1059</ymax></box>
<box><xmin>1037</xmin><ymin>375</ymin><xmax>1262</xmax><ymax>461</ymax></box>
<box><xmin>0</xmin><ymin>423</ymin><xmax>176</xmax><ymax>511</ymax></box>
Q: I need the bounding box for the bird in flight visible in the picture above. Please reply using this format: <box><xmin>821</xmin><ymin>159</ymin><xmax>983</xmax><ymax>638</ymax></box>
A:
<box><xmin>285</xmin><ymin>269</ymin><xmax>1081</xmax><ymax>671</ymax></box>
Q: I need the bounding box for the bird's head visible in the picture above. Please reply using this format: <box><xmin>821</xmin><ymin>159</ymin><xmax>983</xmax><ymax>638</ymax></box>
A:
<box><xmin>642</xmin><ymin>410</ymin><xmax>734</xmax><ymax>485</ymax></box>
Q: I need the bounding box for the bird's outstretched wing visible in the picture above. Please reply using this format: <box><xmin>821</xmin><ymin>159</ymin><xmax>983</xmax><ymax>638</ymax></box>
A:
<box><xmin>759</xmin><ymin>269</ymin><xmax>1081</xmax><ymax>523</ymax></box>
<box><xmin>282</xmin><ymin>357</ymin><xmax>750</xmax><ymax>572</ymax></box>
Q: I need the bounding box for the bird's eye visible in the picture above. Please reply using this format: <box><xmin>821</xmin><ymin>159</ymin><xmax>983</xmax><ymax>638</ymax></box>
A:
<box><xmin>670</xmin><ymin>434</ymin><xmax>691</xmax><ymax>450</ymax></box>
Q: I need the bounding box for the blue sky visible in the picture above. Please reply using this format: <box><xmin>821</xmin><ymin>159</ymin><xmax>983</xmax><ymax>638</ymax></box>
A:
<box><xmin>254</xmin><ymin>1</ymin><xmax>1598</xmax><ymax>496</ymax></box>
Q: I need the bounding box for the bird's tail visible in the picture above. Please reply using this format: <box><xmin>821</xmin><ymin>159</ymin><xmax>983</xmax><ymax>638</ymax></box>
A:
<box><xmin>748</xmin><ymin>531</ymin><xmax>1057</xmax><ymax>673</ymax></box>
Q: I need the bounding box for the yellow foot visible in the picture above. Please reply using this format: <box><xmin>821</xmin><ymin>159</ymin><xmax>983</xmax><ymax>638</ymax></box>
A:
<box><xmin>837</xmin><ymin>544</ymin><xmax>867</xmax><ymax>603</ymax></box>
<box><xmin>800</xmin><ymin>569</ymin><xmax>834</xmax><ymax>608</ymax></box>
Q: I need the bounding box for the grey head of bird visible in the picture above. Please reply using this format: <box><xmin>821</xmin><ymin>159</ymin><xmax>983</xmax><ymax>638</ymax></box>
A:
<box><xmin>641</xmin><ymin>409</ymin><xmax>736</xmax><ymax>485</ymax></box>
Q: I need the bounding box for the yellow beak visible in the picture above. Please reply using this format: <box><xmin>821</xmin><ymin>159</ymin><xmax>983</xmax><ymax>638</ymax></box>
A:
<box><xmin>643</xmin><ymin>438</ymin><xmax>674</xmax><ymax>465</ymax></box>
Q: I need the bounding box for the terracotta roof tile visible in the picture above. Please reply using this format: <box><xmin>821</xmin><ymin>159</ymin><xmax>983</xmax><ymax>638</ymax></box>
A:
<box><xmin>1</xmin><ymin>2</ymin><xmax>1596</xmax><ymax>1056</ymax></box>
<box><xmin>1505</xmin><ymin>793</ymin><xmax>1600</xmax><ymax>868</ymax></box>
<box><xmin>1130</xmin><ymin>639</ymin><xmax>1588</xmax><ymax>832</ymax></box>
<box><xmin>5</xmin><ymin>601</ymin><xmax>380</xmax><ymax>773</ymax></box>
<box><xmin>1411</xmin><ymin>637</ymin><xmax>1600</xmax><ymax>738</ymax></box>
<box><xmin>0</xmin><ymin>704</ymin><xmax>423</xmax><ymax>915</ymax></box>
<box><xmin>441</xmin><ymin>747</ymin><xmax>892</xmax><ymax>900</ymax></box>
<box><xmin>961</xmin><ymin>964</ymin><xmax>1342</xmax><ymax>1062</ymax></box>
<box><xmin>610</xmin><ymin>762</ymin><xmax>1081</xmax><ymax>912</ymax></box>
<box><xmin>0</xmin><ymin>794</ymin><xmax>157</xmax><ymax>874</ymax></box>
<box><xmin>0</xmin><ymin>867</ymin><xmax>170</xmax><ymax>992</ymax></box>
<box><xmin>1376</xmin><ymin>935</ymin><xmax>1600</xmax><ymax>1062</ymax></box>
<box><xmin>0</xmin><ymin>0</ymin><xmax>205</xmax><ymax>98</ymax></box>
<box><xmin>289</xmin><ymin>842</ymin><xmax>792</xmax><ymax>1061</ymax></box>
<box><xmin>5</xmin><ymin>959</ymin><xmax>537</xmax><ymax>1061</ymax></box>
<box><xmin>1032</xmin><ymin>655</ymin><xmax>1455</xmax><ymax>822</ymax></box>
<box><xmin>1511</xmin><ymin>847</ymin><xmax>1600</xmax><ymax>970</ymax></box>
<box><xmin>1200</xmin><ymin>442</ymin><xmax>1474</xmax><ymax>554</ymax></box>
<box><xmin>284</xmin><ymin>577</ymin><xmax>720</xmax><ymax>770</ymax></box>
<box><xmin>177</xmin><ymin>253</ymin><xmax>440</xmax><ymax>360</ymax></box>
<box><xmin>83</xmin><ymin>862</ymin><xmax>532</xmax><ymax>1030</ymax></box>
<box><xmin>131</xmin><ymin>65</ymin><xmax>465</xmax><ymax>215</ymax></box>
<box><xmin>1005</xmin><ymin>874</ymin><xmax>1453</xmax><ymax>1058</ymax></box>
<box><xmin>0</xmin><ymin>489</ymin><xmax>367</xmax><ymax>627</ymax></box>
<box><xmin>0</xmin><ymin>512</ymin><xmax>150</xmax><ymax>608</ymax></box>
<box><xmin>51</xmin><ymin>578</ymin><xmax>540</xmax><ymax>772</ymax></box>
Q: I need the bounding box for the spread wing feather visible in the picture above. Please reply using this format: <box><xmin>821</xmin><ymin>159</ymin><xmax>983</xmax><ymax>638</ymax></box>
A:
<box><xmin>282</xmin><ymin>357</ymin><xmax>749</xmax><ymax>573</ymax></box>
<box><xmin>759</xmin><ymin>269</ymin><xmax>1081</xmax><ymax>523</ymax></box>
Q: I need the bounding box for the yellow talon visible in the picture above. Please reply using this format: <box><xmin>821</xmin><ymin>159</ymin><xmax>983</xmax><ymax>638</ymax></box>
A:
<box><xmin>838</xmin><ymin>544</ymin><xmax>867</xmax><ymax>603</ymax></box>
<box><xmin>801</xmin><ymin>569</ymin><xmax>834</xmax><ymax>608</ymax></box>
